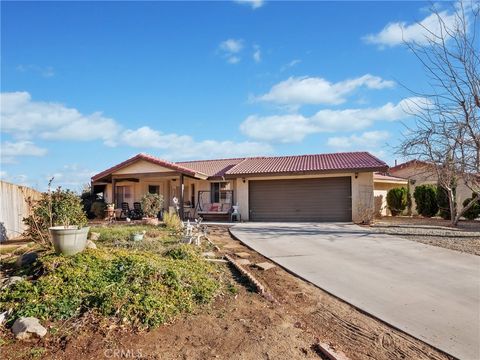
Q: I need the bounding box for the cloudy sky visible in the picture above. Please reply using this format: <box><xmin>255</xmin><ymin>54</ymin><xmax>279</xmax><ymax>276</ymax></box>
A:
<box><xmin>1</xmin><ymin>1</ymin><xmax>457</xmax><ymax>190</ymax></box>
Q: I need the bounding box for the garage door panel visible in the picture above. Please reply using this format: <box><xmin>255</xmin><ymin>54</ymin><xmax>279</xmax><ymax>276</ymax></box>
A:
<box><xmin>249</xmin><ymin>177</ymin><xmax>352</xmax><ymax>222</ymax></box>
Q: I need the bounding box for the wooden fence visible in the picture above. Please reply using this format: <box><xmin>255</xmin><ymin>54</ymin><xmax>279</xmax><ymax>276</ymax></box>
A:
<box><xmin>0</xmin><ymin>180</ymin><xmax>42</xmax><ymax>242</ymax></box>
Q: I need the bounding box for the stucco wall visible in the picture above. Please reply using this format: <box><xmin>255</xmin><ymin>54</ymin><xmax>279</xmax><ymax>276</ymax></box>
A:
<box><xmin>373</xmin><ymin>182</ymin><xmax>407</xmax><ymax>216</ymax></box>
<box><xmin>235</xmin><ymin>172</ymin><xmax>374</xmax><ymax>223</ymax></box>
<box><xmin>113</xmin><ymin>160</ymin><xmax>174</xmax><ymax>175</ymax></box>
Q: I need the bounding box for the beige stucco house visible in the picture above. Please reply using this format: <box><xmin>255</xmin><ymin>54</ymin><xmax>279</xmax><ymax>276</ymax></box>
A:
<box><xmin>91</xmin><ymin>152</ymin><xmax>388</xmax><ymax>223</ymax></box>
<box><xmin>389</xmin><ymin>160</ymin><xmax>472</xmax><ymax>214</ymax></box>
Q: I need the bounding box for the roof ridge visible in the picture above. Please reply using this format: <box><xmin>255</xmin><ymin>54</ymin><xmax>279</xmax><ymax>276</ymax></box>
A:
<box><xmin>176</xmin><ymin>157</ymin><xmax>246</xmax><ymax>164</ymax></box>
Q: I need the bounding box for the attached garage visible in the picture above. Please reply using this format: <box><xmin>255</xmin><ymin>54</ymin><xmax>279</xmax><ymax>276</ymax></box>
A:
<box><xmin>248</xmin><ymin>177</ymin><xmax>352</xmax><ymax>222</ymax></box>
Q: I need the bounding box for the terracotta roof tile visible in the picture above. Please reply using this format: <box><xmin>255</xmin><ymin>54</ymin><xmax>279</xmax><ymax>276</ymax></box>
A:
<box><xmin>176</xmin><ymin>158</ymin><xmax>245</xmax><ymax>178</ymax></box>
<box><xmin>225</xmin><ymin>152</ymin><xmax>387</xmax><ymax>175</ymax></box>
<box><xmin>91</xmin><ymin>153</ymin><xmax>205</xmax><ymax>181</ymax></box>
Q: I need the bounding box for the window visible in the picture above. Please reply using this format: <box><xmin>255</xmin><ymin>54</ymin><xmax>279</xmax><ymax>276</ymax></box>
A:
<box><xmin>191</xmin><ymin>184</ymin><xmax>195</xmax><ymax>207</ymax></box>
<box><xmin>148</xmin><ymin>185</ymin><xmax>160</xmax><ymax>194</ymax></box>
<box><xmin>210</xmin><ymin>182</ymin><xmax>229</xmax><ymax>203</ymax></box>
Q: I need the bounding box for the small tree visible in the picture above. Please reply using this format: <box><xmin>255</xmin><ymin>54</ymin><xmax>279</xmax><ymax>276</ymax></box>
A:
<box><xmin>386</xmin><ymin>187</ymin><xmax>408</xmax><ymax>216</ymax></box>
<box><xmin>141</xmin><ymin>193</ymin><xmax>164</xmax><ymax>218</ymax></box>
<box><xmin>413</xmin><ymin>185</ymin><xmax>439</xmax><ymax>217</ymax></box>
<box><xmin>462</xmin><ymin>194</ymin><xmax>480</xmax><ymax>220</ymax></box>
<box><xmin>24</xmin><ymin>185</ymin><xmax>88</xmax><ymax>247</ymax></box>
<box><xmin>90</xmin><ymin>201</ymin><xmax>107</xmax><ymax>219</ymax></box>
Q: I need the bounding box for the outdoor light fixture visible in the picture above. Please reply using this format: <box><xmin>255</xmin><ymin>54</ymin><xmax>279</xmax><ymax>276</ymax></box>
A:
<box><xmin>242</xmin><ymin>178</ymin><xmax>246</xmax><ymax>183</ymax></box>
<box><xmin>355</xmin><ymin>172</ymin><xmax>359</xmax><ymax>179</ymax></box>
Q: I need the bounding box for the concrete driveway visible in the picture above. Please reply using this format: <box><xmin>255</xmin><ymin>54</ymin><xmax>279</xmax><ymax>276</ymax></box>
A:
<box><xmin>230</xmin><ymin>223</ymin><xmax>480</xmax><ymax>360</ymax></box>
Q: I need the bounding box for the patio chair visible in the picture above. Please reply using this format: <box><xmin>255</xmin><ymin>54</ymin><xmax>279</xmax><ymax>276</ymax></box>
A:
<box><xmin>131</xmin><ymin>202</ymin><xmax>143</xmax><ymax>220</ymax></box>
<box><xmin>121</xmin><ymin>202</ymin><xmax>130</xmax><ymax>219</ymax></box>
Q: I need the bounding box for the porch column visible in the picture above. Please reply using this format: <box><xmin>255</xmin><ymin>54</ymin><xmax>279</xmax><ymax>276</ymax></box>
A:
<box><xmin>112</xmin><ymin>178</ymin><xmax>116</xmax><ymax>207</ymax></box>
<box><xmin>179</xmin><ymin>174</ymin><xmax>184</xmax><ymax>220</ymax></box>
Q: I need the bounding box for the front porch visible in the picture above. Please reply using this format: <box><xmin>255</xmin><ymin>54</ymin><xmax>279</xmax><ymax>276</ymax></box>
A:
<box><xmin>92</xmin><ymin>173</ymin><xmax>236</xmax><ymax>221</ymax></box>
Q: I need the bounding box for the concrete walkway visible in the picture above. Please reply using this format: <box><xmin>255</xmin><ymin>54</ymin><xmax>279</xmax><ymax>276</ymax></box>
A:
<box><xmin>230</xmin><ymin>223</ymin><xmax>480</xmax><ymax>360</ymax></box>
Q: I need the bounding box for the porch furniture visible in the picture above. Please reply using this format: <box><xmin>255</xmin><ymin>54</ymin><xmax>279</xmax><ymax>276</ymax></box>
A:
<box><xmin>131</xmin><ymin>202</ymin><xmax>143</xmax><ymax>220</ymax></box>
<box><xmin>196</xmin><ymin>190</ymin><xmax>233</xmax><ymax>221</ymax></box>
<box><xmin>120</xmin><ymin>202</ymin><xmax>130</xmax><ymax>219</ymax></box>
<box><xmin>104</xmin><ymin>208</ymin><xmax>116</xmax><ymax>223</ymax></box>
<box><xmin>230</xmin><ymin>205</ymin><xmax>241</xmax><ymax>222</ymax></box>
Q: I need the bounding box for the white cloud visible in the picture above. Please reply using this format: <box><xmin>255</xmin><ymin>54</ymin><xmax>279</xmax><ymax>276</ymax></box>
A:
<box><xmin>1</xmin><ymin>92</ymin><xmax>121</xmax><ymax>144</ymax></box>
<box><xmin>0</xmin><ymin>141</ymin><xmax>48</xmax><ymax>163</ymax></box>
<box><xmin>219</xmin><ymin>39</ymin><xmax>244</xmax><ymax>64</ymax></box>
<box><xmin>363</xmin><ymin>10</ymin><xmax>457</xmax><ymax>47</ymax></box>
<box><xmin>16</xmin><ymin>64</ymin><xmax>55</xmax><ymax>78</ymax></box>
<box><xmin>254</xmin><ymin>74</ymin><xmax>395</xmax><ymax>106</ymax></box>
<box><xmin>327</xmin><ymin>131</ymin><xmax>390</xmax><ymax>149</ymax></box>
<box><xmin>253</xmin><ymin>45</ymin><xmax>261</xmax><ymax>63</ymax></box>
<box><xmin>0</xmin><ymin>170</ymin><xmax>7</xmax><ymax>178</ymax></box>
<box><xmin>0</xmin><ymin>92</ymin><xmax>274</xmax><ymax>162</ymax></box>
<box><xmin>120</xmin><ymin>126</ymin><xmax>273</xmax><ymax>160</ymax></box>
<box><xmin>220</xmin><ymin>39</ymin><xmax>244</xmax><ymax>53</ymax></box>
<box><xmin>280</xmin><ymin>59</ymin><xmax>301</xmax><ymax>72</ymax></box>
<box><xmin>240</xmin><ymin>98</ymin><xmax>417</xmax><ymax>143</ymax></box>
<box><xmin>234</xmin><ymin>0</ymin><xmax>264</xmax><ymax>10</ymax></box>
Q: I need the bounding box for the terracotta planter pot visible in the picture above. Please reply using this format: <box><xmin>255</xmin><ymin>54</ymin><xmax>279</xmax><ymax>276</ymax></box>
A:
<box><xmin>49</xmin><ymin>226</ymin><xmax>90</xmax><ymax>256</ymax></box>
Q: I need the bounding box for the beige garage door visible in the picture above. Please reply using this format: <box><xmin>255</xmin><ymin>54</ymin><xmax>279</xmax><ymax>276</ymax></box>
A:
<box><xmin>249</xmin><ymin>177</ymin><xmax>352</xmax><ymax>222</ymax></box>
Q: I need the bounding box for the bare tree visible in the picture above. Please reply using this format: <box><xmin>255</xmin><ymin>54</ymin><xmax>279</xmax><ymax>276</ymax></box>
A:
<box><xmin>399</xmin><ymin>0</ymin><xmax>480</xmax><ymax>225</ymax></box>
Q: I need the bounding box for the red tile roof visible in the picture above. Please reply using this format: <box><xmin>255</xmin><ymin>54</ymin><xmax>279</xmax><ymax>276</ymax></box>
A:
<box><xmin>176</xmin><ymin>158</ymin><xmax>245</xmax><ymax>178</ymax></box>
<box><xmin>225</xmin><ymin>152</ymin><xmax>387</xmax><ymax>175</ymax></box>
<box><xmin>389</xmin><ymin>159</ymin><xmax>430</xmax><ymax>173</ymax></box>
<box><xmin>373</xmin><ymin>172</ymin><xmax>408</xmax><ymax>183</ymax></box>
<box><xmin>91</xmin><ymin>153</ymin><xmax>206</xmax><ymax>181</ymax></box>
<box><xmin>92</xmin><ymin>152</ymin><xmax>388</xmax><ymax>182</ymax></box>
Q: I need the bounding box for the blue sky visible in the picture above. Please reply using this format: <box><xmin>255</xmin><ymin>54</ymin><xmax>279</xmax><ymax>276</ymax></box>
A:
<box><xmin>1</xmin><ymin>1</ymin><xmax>454</xmax><ymax>190</ymax></box>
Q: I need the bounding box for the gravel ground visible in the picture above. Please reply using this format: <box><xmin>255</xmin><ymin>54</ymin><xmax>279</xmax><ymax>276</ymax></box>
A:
<box><xmin>368</xmin><ymin>218</ymin><xmax>480</xmax><ymax>256</ymax></box>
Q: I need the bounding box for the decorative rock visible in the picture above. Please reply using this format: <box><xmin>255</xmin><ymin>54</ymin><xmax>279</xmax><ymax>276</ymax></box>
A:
<box><xmin>223</xmin><ymin>244</ymin><xmax>241</xmax><ymax>249</ymax></box>
<box><xmin>255</xmin><ymin>262</ymin><xmax>276</xmax><ymax>271</ymax></box>
<box><xmin>0</xmin><ymin>311</ymin><xmax>8</xmax><ymax>325</ymax></box>
<box><xmin>202</xmin><ymin>251</ymin><xmax>216</xmax><ymax>258</ymax></box>
<box><xmin>236</xmin><ymin>259</ymin><xmax>251</xmax><ymax>266</ymax></box>
<box><xmin>235</xmin><ymin>252</ymin><xmax>251</xmax><ymax>259</ymax></box>
<box><xmin>11</xmin><ymin>317</ymin><xmax>47</xmax><ymax>340</ymax></box>
<box><xmin>86</xmin><ymin>240</ymin><xmax>97</xmax><ymax>249</ymax></box>
<box><xmin>89</xmin><ymin>232</ymin><xmax>100</xmax><ymax>241</ymax></box>
<box><xmin>2</xmin><ymin>276</ymin><xmax>24</xmax><ymax>289</ymax></box>
<box><xmin>15</xmin><ymin>252</ymin><xmax>38</xmax><ymax>268</ymax></box>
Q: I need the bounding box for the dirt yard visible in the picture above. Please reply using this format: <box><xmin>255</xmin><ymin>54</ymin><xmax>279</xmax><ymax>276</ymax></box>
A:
<box><xmin>370</xmin><ymin>217</ymin><xmax>480</xmax><ymax>256</ymax></box>
<box><xmin>1</xmin><ymin>226</ymin><xmax>452</xmax><ymax>360</ymax></box>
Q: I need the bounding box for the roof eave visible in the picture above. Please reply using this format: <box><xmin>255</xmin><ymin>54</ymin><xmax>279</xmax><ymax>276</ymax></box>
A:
<box><xmin>225</xmin><ymin>166</ymin><xmax>388</xmax><ymax>178</ymax></box>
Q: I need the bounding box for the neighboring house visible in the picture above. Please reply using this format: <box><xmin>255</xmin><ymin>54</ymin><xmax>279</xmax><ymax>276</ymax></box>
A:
<box><xmin>373</xmin><ymin>173</ymin><xmax>408</xmax><ymax>216</ymax></box>
<box><xmin>91</xmin><ymin>152</ymin><xmax>388</xmax><ymax>223</ymax></box>
<box><xmin>389</xmin><ymin>160</ymin><xmax>472</xmax><ymax>213</ymax></box>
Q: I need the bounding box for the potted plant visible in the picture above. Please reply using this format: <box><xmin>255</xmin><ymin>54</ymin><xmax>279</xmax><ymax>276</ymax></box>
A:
<box><xmin>130</xmin><ymin>230</ymin><xmax>146</xmax><ymax>241</ymax></box>
<box><xmin>48</xmin><ymin>189</ymin><xmax>90</xmax><ymax>256</ymax></box>
<box><xmin>141</xmin><ymin>193</ymin><xmax>164</xmax><ymax>226</ymax></box>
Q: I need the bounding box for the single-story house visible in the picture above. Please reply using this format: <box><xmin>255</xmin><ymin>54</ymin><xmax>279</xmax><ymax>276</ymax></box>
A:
<box><xmin>373</xmin><ymin>172</ymin><xmax>408</xmax><ymax>216</ymax></box>
<box><xmin>389</xmin><ymin>160</ymin><xmax>472</xmax><ymax>214</ymax></box>
<box><xmin>91</xmin><ymin>151</ymin><xmax>388</xmax><ymax>222</ymax></box>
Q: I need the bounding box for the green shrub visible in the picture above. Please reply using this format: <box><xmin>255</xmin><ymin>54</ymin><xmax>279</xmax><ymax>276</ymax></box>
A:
<box><xmin>0</xmin><ymin>247</ymin><xmax>221</xmax><ymax>328</ymax></box>
<box><xmin>462</xmin><ymin>194</ymin><xmax>480</xmax><ymax>220</ymax></box>
<box><xmin>413</xmin><ymin>185</ymin><xmax>439</xmax><ymax>217</ymax></box>
<box><xmin>90</xmin><ymin>201</ymin><xmax>107</xmax><ymax>219</ymax></box>
<box><xmin>386</xmin><ymin>187</ymin><xmax>408</xmax><ymax>216</ymax></box>
<box><xmin>163</xmin><ymin>212</ymin><xmax>182</xmax><ymax>231</ymax></box>
<box><xmin>436</xmin><ymin>186</ymin><xmax>452</xmax><ymax>220</ymax></box>
<box><xmin>141</xmin><ymin>193</ymin><xmax>164</xmax><ymax>218</ymax></box>
<box><xmin>23</xmin><ymin>187</ymin><xmax>88</xmax><ymax>245</ymax></box>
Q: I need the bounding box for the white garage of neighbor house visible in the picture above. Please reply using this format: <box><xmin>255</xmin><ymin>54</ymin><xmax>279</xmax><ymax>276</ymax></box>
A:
<box><xmin>91</xmin><ymin>152</ymin><xmax>388</xmax><ymax>223</ymax></box>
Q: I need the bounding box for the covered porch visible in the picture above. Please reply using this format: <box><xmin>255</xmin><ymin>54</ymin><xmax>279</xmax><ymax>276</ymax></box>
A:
<box><xmin>91</xmin><ymin>154</ymin><xmax>236</xmax><ymax>220</ymax></box>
